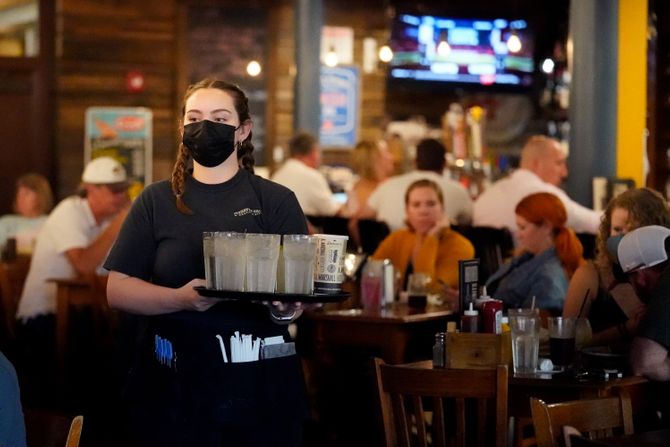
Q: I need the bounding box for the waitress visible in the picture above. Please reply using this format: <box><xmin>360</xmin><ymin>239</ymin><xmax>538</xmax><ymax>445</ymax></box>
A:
<box><xmin>105</xmin><ymin>79</ymin><xmax>308</xmax><ymax>446</ymax></box>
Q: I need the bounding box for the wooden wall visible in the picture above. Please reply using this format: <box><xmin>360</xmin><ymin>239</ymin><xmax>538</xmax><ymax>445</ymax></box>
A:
<box><xmin>50</xmin><ymin>0</ymin><xmax>390</xmax><ymax>197</ymax></box>
<box><xmin>55</xmin><ymin>0</ymin><xmax>178</xmax><ymax>197</ymax></box>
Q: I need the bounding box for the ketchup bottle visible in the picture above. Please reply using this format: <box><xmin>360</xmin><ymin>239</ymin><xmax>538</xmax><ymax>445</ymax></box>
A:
<box><xmin>477</xmin><ymin>286</ymin><xmax>503</xmax><ymax>334</ymax></box>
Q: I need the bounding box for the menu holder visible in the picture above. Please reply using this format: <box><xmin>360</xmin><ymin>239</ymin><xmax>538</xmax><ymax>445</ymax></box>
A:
<box><xmin>458</xmin><ymin>258</ymin><xmax>480</xmax><ymax>313</ymax></box>
<box><xmin>193</xmin><ymin>286</ymin><xmax>351</xmax><ymax>303</ymax></box>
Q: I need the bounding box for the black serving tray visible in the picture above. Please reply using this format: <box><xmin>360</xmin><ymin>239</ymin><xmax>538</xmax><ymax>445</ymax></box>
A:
<box><xmin>194</xmin><ymin>286</ymin><xmax>350</xmax><ymax>303</ymax></box>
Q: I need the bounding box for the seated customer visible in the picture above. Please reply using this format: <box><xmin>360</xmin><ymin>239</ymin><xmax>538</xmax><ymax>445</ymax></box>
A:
<box><xmin>0</xmin><ymin>173</ymin><xmax>53</xmax><ymax>255</ymax></box>
<box><xmin>371</xmin><ymin>179</ymin><xmax>474</xmax><ymax>292</ymax></box>
<box><xmin>345</xmin><ymin>139</ymin><xmax>395</xmax><ymax>216</ymax></box>
<box><xmin>15</xmin><ymin>157</ymin><xmax>130</xmax><ymax>406</ymax></box>
<box><xmin>615</xmin><ymin>225</ymin><xmax>670</xmax><ymax>380</ymax></box>
<box><xmin>485</xmin><ymin>192</ymin><xmax>584</xmax><ymax>314</ymax></box>
<box><xmin>563</xmin><ymin>188</ymin><xmax>669</xmax><ymax>346</ymax></box>
<box><xmin>0</xmin><ymin>350</ymin><xmax>25</xmax><ymax>447</ymax></box>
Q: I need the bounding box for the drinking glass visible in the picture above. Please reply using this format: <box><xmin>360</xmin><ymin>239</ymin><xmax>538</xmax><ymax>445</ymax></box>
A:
<box><xmin>245</xmin><ymin>233</ymin><xmax>281</xmax><ymax>292</ymax></box>
<box><xmin>548</xmin><ymin>317</ymin><xmax>577</xmax><ymax>368</ymax></box>
<box><xmin>215</xmin><ymin>232</ymin><xmax>246</xmax><ymax>291</ymax></box>
<box><xmin>203</xmin><ymin>232</ymin><xmax>216</xmax><ymax>289</ymax></box>
<box><xmin>509</xmin><ymin>310</ymin><xmax>541</xmax><ymax>374</ymax></box>
<box><xmin>281</xmin><ymin>234</ymin><xmax>317</xmax><ymax>294</ymax></box>
<box><xmin>407</xmin><ymin>273</ymin><xmax>430</xmax><ymax>308</ymax></box>
<box><xmin>360</xmin><ymin>259</ymin><xmax>384</xmax><ymax>311</ymax></box>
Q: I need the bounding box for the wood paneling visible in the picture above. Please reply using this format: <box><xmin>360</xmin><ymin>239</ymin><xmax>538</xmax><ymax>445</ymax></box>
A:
<box><xmin>54</xmin><ymin>0</ymin><xmax>177</xmax><ymax>197</ymax></box>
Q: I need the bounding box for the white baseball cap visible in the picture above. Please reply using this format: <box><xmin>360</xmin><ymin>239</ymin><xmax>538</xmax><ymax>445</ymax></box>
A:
<box><xmin>82</xmin><ymin>157</ymin><xmax>128</xmax><ymax>185</ymax></box>
<box><xmin>617</xmin><ymin>225</ymin><xmax>670</xmax><ymax>273</ymax></box>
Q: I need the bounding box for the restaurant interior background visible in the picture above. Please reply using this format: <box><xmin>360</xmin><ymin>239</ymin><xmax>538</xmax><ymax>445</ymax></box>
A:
<box><xmin>0</xmin><ymin>0</ymin><xmax>662</xmax><ymax>211</ymax></box>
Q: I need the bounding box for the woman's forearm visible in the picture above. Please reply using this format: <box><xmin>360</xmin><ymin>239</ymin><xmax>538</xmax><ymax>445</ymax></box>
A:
<box><xmin>106</xmin><ymin>271</ymin><xmax>192</xmax><ymax>315</ymax></box>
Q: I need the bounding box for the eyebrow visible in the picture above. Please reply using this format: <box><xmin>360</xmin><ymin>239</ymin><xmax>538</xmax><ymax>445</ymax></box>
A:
<box><xmin>185</xmin><ymin>108</ymin><xmax>232</xmax><ymax>115</ymax></box>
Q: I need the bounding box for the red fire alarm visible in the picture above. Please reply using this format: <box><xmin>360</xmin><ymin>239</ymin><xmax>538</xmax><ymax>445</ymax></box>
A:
<box><xmin>126</xmin><ymin>70</ymin><xmax>145</xmax><ymax>93</ymax></box>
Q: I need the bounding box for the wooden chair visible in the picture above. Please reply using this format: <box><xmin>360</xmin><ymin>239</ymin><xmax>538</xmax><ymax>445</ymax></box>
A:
<box><xmin>357</xmin><ymin>219</ymin><xmax>390</xmax><ymax>254</ymax></box>
<box><xmin>65</xmin><ymin>415</ymin><xmax>84</xmax><ymax>447</ymax></box>
<box><xmin>576</xmin><ymin>232</ymin><xmax>597</xmax><ymax>260</ymax></box>
<box><xmin>0</xmin><ymin>255</ymin><xmax>31</xmax><ymax>342</ymax></box>
<box><xmin>451</xmin><ymin>226</ymin><xmax>514</xmax><ymax>280</ymax></box>
<box><xmin>25</xmin><ymin>410</ymin><xmax>83</xmax><ymax>447</ymax></box>
<box><xmin>530</xmin><ymin>392</ymin><xmax>633</xmax><ymax>447</ymax></box>
<box><xmin>373</xmin><ymin>358</ymin><xmax>508</xmax><ymax>447</ymax></box>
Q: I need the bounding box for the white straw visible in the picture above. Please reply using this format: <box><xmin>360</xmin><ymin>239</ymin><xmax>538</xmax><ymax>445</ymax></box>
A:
<box><xmin>215</xmin><ymin>335</ymin><xmax>228</xmax><ymax>363</ymax></box>
<box><xmin>531</xmin><ymin>295</ymin><xmax>536</xmax><ymax>310</ymax></box>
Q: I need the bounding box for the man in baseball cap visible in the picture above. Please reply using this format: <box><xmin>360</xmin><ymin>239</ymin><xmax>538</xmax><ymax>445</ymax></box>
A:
<box><xmin>15</xmin><ymin>156</ymin><xmax>131</xmax><ymax>405</ymax></box>
<box><xmin>615</xmin><ymin>225</ymin><xmax>670</xmax><ymax>381</ymax></box>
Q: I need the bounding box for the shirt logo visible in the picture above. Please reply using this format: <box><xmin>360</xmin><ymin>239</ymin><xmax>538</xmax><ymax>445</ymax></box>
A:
<box><xmin>234</xmin><ymin>207</ymin><xmax>262</xmax><ymax>217</ymax></box>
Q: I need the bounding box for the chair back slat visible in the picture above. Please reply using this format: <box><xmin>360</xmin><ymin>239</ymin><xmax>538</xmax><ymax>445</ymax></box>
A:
<box><xmin>530</xmin><ymin>391</ymin><xmax>634</xmax><ymax>447</ymax></box>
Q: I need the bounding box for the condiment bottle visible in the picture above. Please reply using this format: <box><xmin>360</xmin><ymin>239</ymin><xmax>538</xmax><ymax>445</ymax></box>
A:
<box><xmin>476</xmin><ymin>286</ymin><xmax>503</xmax><ymax>334</ymax></box>
<box><xmin>460</xmin><ymin>302</ymin><xmax>479</xmax><ymax>333</ymax></box>
<box><xmin>432</xmin><ymin>332</ymin><xmax>447</xmax><ymax>368</ymax></box>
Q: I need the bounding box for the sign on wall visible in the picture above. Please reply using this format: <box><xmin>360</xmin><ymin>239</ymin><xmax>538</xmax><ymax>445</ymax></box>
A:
<box><xmin>319</xmin><ymin>66</ymin><xmax>360</xmax><ymax>148</ymax></box>
<box><xmin>84</xmin><ymin>107</ymin><xmax>153</xmax><ymax>198</ymax></box>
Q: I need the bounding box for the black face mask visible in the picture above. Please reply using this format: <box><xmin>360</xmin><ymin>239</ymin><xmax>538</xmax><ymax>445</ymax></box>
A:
<box><xmin>182</xmin><ymin>120</ymin><xmax>238</xmax><ymax>168</ymax></box>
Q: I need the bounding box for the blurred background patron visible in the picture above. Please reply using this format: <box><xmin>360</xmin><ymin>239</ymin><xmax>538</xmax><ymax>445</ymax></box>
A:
<box><xmin>0</xmin><ymin>173</ymin><xmax>53</xmax><ymax>256</ymax></box>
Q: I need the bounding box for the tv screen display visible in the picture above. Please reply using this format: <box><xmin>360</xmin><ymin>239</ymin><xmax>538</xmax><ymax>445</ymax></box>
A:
<box><xmin>389</xmin><ymin>14</ymin><xmax>534</xmax><ymax>87</ymax></box>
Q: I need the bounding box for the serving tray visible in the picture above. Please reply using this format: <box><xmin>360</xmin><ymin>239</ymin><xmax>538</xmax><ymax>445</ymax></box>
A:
<box><xmin>194</xmin><ymin>286</ymin><xmax>351</xmax><ymax>303</ymax></box>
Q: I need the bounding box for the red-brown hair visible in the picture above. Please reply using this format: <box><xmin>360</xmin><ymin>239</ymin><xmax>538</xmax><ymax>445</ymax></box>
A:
<box><xmin>515</xmin><ymin>192</ymin><xmax>584</xmax><ymax>277</ymax></box>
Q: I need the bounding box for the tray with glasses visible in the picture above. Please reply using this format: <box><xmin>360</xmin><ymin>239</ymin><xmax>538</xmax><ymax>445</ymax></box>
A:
<box><xmin>193</xmin><ymin>286</ymin><xmax>351</xmax><ymax>303</ymax></box>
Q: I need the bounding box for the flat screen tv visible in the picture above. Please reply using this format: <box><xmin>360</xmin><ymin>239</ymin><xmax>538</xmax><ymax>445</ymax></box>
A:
<box><xmin>389</xmin><ymin>13</ymin><xmax>535</xmax><ymax>88</ymax></box>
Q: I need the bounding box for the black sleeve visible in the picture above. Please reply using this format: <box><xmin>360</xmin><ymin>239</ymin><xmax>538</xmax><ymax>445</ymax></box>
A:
<box><xmin>250</xmin><ymin>175</ymin><xmax>308</xmax><ymax>235</ymax></box>
<box><xmin>104</xmin><ymin>188</ymin><xmax>157</xmax><ymax>280</ymax></box>
<box><xmin>266</xmin><ymin>192</ymin><xmax>309</xmax><ymax>235</ymax></box>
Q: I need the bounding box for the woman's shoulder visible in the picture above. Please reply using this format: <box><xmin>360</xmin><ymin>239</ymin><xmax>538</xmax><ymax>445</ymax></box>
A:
<box><xmin>136</xmin><ymin>180</ymin><xmax>173</xmax><ymax>200</ymax></box>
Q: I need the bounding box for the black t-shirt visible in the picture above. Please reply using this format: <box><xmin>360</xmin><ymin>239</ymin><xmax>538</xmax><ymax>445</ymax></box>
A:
<box><xmin>104</xmin><ymin>168</ymin><xmax>308</xmax><ymax>349</ymax></box>
<box><xmin>105</xmin><ymin>169</ymin><xmax>309</xmax><ymax>445</ymax></box>
<box><xmin>106</xmin><ymin>168</ymin><xmax>307</xmax><ymax>287</ymax></box>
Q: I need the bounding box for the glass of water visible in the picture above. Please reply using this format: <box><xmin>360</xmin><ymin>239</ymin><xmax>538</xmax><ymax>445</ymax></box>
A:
<box><xmin>508</xmin><ymin>309</ymin><xmax>541</xmax><ymax>375</ymax></box>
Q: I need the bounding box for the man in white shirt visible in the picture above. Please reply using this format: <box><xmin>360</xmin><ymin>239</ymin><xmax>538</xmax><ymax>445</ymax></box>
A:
<box><xmin>473</xmin><ymin>135</ymin><xmax>601</xmax><ymax>236</ymax></box>
<box><xmin>357</xmin><ymin>138</ymin><xmax>473</xmax><ymax>231</ymax></box>
<box><xmin>271</xmin><ymin>132</ymin><xmax>342</xmax><ymax>217</ymax></box>
<box><xmin>17</xmin><ymin>157</ymin><xmax>130</xmax><ymax>322</ymax></box>
<box><xmin>16</xmin><ymin>156</ymin><xmax>131</xmax><ymax>407</ymax></box>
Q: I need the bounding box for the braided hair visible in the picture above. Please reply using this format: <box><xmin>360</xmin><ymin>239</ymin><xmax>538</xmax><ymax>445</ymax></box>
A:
<box><xmin>171</xmin><ymin>79</ymin><xmax>255</xmax><ymax>214</ymax></box>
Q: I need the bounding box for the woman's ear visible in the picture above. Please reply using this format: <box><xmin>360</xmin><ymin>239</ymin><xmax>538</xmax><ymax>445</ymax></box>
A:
<box><xmin>238</xmin><ymin>120</ymin><xmax>253</xmax><ymax>142</ymax></box>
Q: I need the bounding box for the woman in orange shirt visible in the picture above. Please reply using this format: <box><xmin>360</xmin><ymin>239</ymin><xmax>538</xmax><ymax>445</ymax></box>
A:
<box><xmin>372</xmin><ymin>178</ymin><xmax>474</xmax><ymax>291</ymax></box>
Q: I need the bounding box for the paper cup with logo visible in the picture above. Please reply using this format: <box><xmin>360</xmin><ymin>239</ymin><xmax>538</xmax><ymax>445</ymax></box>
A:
<box><xmin>313</xmin><ymin>234</ymin><xmax>348</xmax><ymax>294</ymax></box>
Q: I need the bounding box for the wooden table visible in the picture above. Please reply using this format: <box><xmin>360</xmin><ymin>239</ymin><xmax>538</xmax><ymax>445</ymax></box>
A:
<box><xmin>570</xmin><ymin>428</ymin><xmax>670</xmax><ymax>446</ymax></box>
<box><xmin>299</xmin><ymin>303</ymin><xmax>455</xmax><ymax>363</ymax></box>
<box><xmin>50</xmin><ymin>275</ymin><xmax>109</xmax><ymax>383</ymax></box>
<box><xmin>297</xmin><ymin>304</ymin><xmax>455</xmax><ymax>446</ymax></box>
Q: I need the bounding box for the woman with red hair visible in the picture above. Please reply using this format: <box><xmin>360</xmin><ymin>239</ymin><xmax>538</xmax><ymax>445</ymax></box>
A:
<box><xmin>485</xmin><ymin>192</ymin><xmax>584</xmax><ymax>313</ymax></box>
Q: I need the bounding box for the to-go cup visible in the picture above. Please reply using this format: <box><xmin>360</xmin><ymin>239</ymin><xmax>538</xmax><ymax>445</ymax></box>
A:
<box><xmin>313</xmin><ymin>234</ymin><xmax>348</xmax><ymax>294</ymax></box>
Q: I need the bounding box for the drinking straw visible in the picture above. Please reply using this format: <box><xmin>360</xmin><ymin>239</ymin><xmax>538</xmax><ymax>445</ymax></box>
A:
<box><xmin>530</xmin><ymin>295</ymin><xmax>536</xmax><ymax>310</ymax></box>
<box><xmin>577</xmin><ymin>288</ymin><xmax>591</xmax><ymax>319</ymax></box>
<box><xmin>215</xmin><ymin>335</ymin><xmax>228</xmax><ymax>363</ymax></box>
